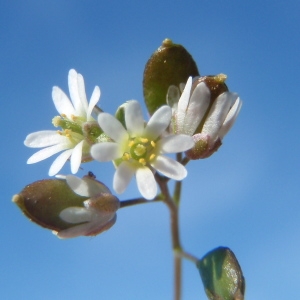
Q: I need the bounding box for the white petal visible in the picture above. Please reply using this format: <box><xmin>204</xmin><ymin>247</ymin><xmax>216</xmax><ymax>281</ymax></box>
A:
<box><xmin>24</xmin><ymin>131</ymin><xmax>66</xmax><ymax>148</ymax></box>
<box><xmin>177</xmin><ymin>77</ymin><xmax>192</xmax><ymax>133</ymax></box>
<box><xmin>27</xmin><ymin>143</ymin><xmax>70</xmax><ymax>164</ymax></box>
<box><xmin>52</xmin><ymin>86</ymin><xmax>75</xmax><ymax>117</ymax></box>
<box><xmin>178</xmin><ymin>77</ymin><xmax>192</xmax><ymax>112</ymax></box>
<box><xmin>166</xmin><ymin>85</ymin><xmax>180</xmax><ymax>108</ymax></box>
<box><xmin>113</xmin><ymin>161</ymin><xmax>136</xmax><ymax>194</ymax></box>
<box><xmin>66</xmin><ymin>175</ymin><xmax>90</xmax><ymax>197</ymax></box>
<box><xmin>68</xmin><ymin>69</ymin><xmax>85</xmax><ymax>116</ymax></box>
<box><xmin>183</xmin><ymin>82</ymin><xmax>210</xmax><ymax>135</ymax></box>
<box><xmin>48</xmin><ymin>149</ymin><xmax>73</xmax><ymax>176</ymax></box>
<box><xmin>60</xmin><ymin>207</ymin><xmax>93</xmax><ymax>224</ymax></box>
<box><xmin>159</xmin><ymin>134</ymin><xmax>194</xmax><ymax>153</ymax></box>
<box><xmin>125</xmin><ymin>100</ymin><xmax>144</xmax><ymax>135</ymax></box>
<box><xmin>97</xmin><ymin>113</ymin><xmax>128</xmax><ymax>143</ymax></box>
<box><xmin>136</xmin><ymin>167</ymin><xmax>157</xmax><ymax>200</ymax></box>
<box><xmin>70</xmin><ymin>140</ymin><xmax>83</xmax><ymax>174</ymax></box>
<box><xmin>87</xmin><ymin>86</ymin><xmax>100</xmax><ymax>120</ymax></box>
<box><xmin>144</xmin><ymin>105</ymin><xmax>172</xmax><ymax>139</ymax></box>
<box><xmin>91</xmin><ymin>142</ymin><xmax>122</xmax><ymax>162</ymax></box>
<box><xmin>151</xmin><ymin>155</ymin><xmax>187</xmax><ymax>180</ymax></box>
<box><xmin>202</xmin><ymin>92</ymin><xmax>235</xmax><ymax>141</ymax></box>
<box><xmin>55</xmin><ymin>214</ymin><xmax>115</xmax><ymax>239</ymax></box>
<box><xmin>82</xmin><ymin>175</ymin><xmax>111</xmax><ymax>195</ymax></box>
<box><xmin>219</xmin><ymin>96</ymin><xmax>242</xmax><ymax>139</ymax></box>
<box><xmin>77</xmin><ymin>72</ymin><xmax>89</xmax><ymax>115</ymax></box>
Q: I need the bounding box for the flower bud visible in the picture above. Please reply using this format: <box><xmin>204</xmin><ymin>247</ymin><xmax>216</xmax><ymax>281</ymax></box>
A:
<box><xmin>167</xmin><ymin>74</ymin><xmax>242</xmax><ymax>159</ymax></box>
<box><xmin>197</xmin><ymin>247</ymin><xmax>245</xmax><ymax>300</ymax></box>
<box><xmin>12</xmin><ymin>173</ymin><xmax>119</xmax><ymax>239</ymax></box>
<box><xmin>143</xmin><ymin>38</ymin><xmax>199</xmax><ymax>115</ymax></box>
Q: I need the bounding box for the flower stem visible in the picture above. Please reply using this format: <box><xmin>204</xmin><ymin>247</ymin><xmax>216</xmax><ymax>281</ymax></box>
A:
<box><xmin>155</xmin><ymin>173</ymin><xmax>182</xmax><ymax>300</ymax></box>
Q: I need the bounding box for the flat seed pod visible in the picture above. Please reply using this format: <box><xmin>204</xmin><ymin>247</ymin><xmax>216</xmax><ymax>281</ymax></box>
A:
<box><xmin>143</xmin><ymin>38</ymin><xmax>199</xmax><ymax>115</ymax></box>
<box><xmin>13</xmin><ymin>179</ymin><xmax>87</xmax><ymax>231</ymax></box>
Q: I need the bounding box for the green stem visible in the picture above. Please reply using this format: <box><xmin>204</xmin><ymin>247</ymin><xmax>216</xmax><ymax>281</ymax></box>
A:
<box><xmin>120</xmin><ymin>196</ymin><xmax>162</xmax><ymax>208</ymax></box>
<box><xmin>155</xmin><ymin>173</ymin><xmax>182</xmax><ymax>300</ymax></box>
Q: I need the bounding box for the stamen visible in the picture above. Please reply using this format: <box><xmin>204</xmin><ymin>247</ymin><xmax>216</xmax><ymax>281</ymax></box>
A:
<box><xmin>150</xmin><ymin>141</ymin><xmax>156</xmax><ymax>147</ymax></box>
<box><xmin>149</xmin><ymin>154</ymin><xmax>156</xmax><ymax>161</ymax></box>
<box><xmin>128</xmin><ymin>140</ymin><xmax>134</xmax><ymax>147</ymax></box>
<box><xmin>122</xmin><ymin>153</ymin><xmax>130</xmax><ymax>161</ymax></box>
<box><xmin>139</xmin><ymin>138</ymin><xmax>148</xmax><ymax>143</ymax></box>
<box><xmin>138</xmin><ymin>158</ymin><xmax>146</xmax><ymax>165</ymax></box>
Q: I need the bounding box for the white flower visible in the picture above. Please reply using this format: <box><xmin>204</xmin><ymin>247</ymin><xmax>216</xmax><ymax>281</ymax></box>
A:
<box><xmin>167</xmin><ymin>75</ymin><xmax>242</xmax><ymax>159</ymax></box>
<box><xmin>24</xmin><ymin>69</ymin><xmax>101</xmax><ymax>176</ymax></box>
<box><xmin>91</xmin><ymin>100</ymin><xmax>194</xmax><ymax>200</ymax></box>
<box><xmin>54</xmin><ymin>174</ymin><xmax>119</xmax><ymax>239</ymax></box>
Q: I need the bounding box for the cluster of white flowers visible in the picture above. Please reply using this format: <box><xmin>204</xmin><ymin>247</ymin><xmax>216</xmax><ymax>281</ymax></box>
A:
<box><xmin>25</xmin><ymin>70</ymin><xmax>241</xmax><ymax>201</ymax></box>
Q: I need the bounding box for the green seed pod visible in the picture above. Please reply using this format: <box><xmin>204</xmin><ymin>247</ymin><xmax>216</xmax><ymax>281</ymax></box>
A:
<box><xmin>197</xmin><ymin>247</ymin><xmax>245</xmax><ymax>300</ymax></box>
<box><xmin>13</xmin><ymin>179</ymin><xmax>87</xmax><ymax>231</ymax></box>
<box><xmin>143</xmin><ymin>38</ymin><xmax>199</xmax><ymax>115</ymax></box>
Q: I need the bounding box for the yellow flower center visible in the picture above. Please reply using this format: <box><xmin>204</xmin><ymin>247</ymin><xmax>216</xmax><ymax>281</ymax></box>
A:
<box><xmin>121</xmin><ymin>136</ymin><xmax>158</xmax><ymax>166</ymax></box>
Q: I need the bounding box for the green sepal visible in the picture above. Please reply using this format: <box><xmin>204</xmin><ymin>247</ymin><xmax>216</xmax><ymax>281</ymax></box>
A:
<box><xmin>143</xmin><ymin>38</ymin><xmax>199</xmax><ymax>115</ymax></box>
<box><xmin>197</xmin><ymin>247</ymin><xmax>245</xmax><ymax>300</ymax></box>
<box><xmin>115</xmin><ymin>103</ymin><xmax>126</xmax><ymax>129</ymax></box>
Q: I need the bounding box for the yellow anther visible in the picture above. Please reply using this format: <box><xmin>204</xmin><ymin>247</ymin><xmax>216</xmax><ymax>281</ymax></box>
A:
<box><xmin>122</xmin><ymin>153</ymin><xmax>130</xmax><ymax>161</ymax></box>
<box><xmin>128</xmin><ymin>140</ymin><xmax>134</xmax><ymax>147</ymax></box>
<box><xmin>214</xmin><ymin>73</ymin><xmax>227</xmax><ymax>83</ymax></box>
<box><xmin>61</xmin><ymin>113</ymin><xmax>67</xmax><ymax>118</ymax></box>
<box><xmin>64</xmin><ymin>129</ymin><xmax>72</xmax><ymax>137</ymax></box>
<box><xmin>139</xmin><ymin>138</ymin><xmax>148</xmax><ymax>143</ymax></box>
<box><xmin>150</xmin><ymin>141</ymin><xmax>156</xmax><ymax>147</ymax></box>
<box><xmin>149</xmin><ymin>154</ymin><xmax>156</xmax><ymax>161</ymax></box>
<box><xmin>138</xmin><ymin>158</ymin><xmax>146</xmax><ymax>165</ymax></box>
<box><xmin>71</xmin><ymin>115</ymin><xmax>78</xmax><ymax>121</ymax></box>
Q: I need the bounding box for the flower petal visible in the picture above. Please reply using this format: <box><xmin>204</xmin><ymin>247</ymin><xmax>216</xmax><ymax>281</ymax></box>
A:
<box><xmin>177</xmin><ymin>77</ymin><xmax>192</xmax><ymax>133</ymax></box>
<box><xmin>151</xmin><ymin>155</ymin><xmax>187</xmax><ymax>180</ymax></box>
<box><xmin>183</xmin><ymin>82</ymin><xmax>210</xmax><ymax>135</ymax></box>
<box><xmin>48</xmin><ymin>148</ymin><xmax>73</xmax><ymax>176</ymax></box>
<box><xmin>55</xmin><ymin>214</ymin><xmax>116</xmax><ymax>239</ymax></box>
<box><xmin>52</xmin><ymin>86</ymin><xmax>75</xmax><ymax>117</ymax></box>
<box><xmin>27</xmin><ymin>143</ymin><xmax>70</xmax><ymax>164</ymax></box>
<box><xmin>66</xmin><ymin>175</ymin><xmax>91</xmax><ymax>197</ymax></box>
<box><xmin>159</xmin><ymin>134</ymin><xmax>194</xmax><ymax>153</ymax></box>
<box><xmin>70</xmin><ymin>140</ymin><xmax>84</xmax><ymax>174</ymax></box>
<box><xmin>24</xmin><ymin>130</ymin><xmax>66</xmax><ymax>148</ymax></box>
<box><xmin>166</xmin><ymin>85</ymin><xmax>180</xmax><ymax>108</ymax></box>
<box><xmin>87</xmin><ymin>86</ymin><xmax>100</xmax><ymax>120</ymax></box>
<box><xmin>97</xmin><ymin>113</ymin><xmax>128</xmax><ymax>143</ymax></box>
<box><xmin>113</xmin><ymin>161</ymin><xmax>135</xmax><ymax>194</ymax></box>
<box><xmin>91</xmin><ymin>142</ymin><xmax>122</xmax><ymax>162</ymax></box>
<box><xmin>218</xmin><ymin>96</ymin><xmax>242</xmax><ymax>139</ymax></box>
<box><xmin>202</xmin><ymin>91</ymin><xmax>235</xmax><ymax>141</ymax></box>
<box><xmin>60</xmin><ymin>207</ymin><xmax>93</xmax><ymax>224</ymax></box>
<box><xmin>136</xmin><ymin>167</ymin><xmax>157</xmax><ymax>200</ymax></box>
<box><xmin>144</xmin><ymin>105</ymin><xmax>172</xmax><ymax>139</ymax></box>
<box><xmin>125</xmin><ymin>100</ymin><xmax>145</xmax><ymax>136</ymax></box>
<box><xmin>77</xmin><ymin>72</ymin><xmax>89</xmax><ymax>115</ymax></box>
<box><xmin>68</xmin><ymin>69</ymin><xmax>85</xmax><ymax>116</ymax></box>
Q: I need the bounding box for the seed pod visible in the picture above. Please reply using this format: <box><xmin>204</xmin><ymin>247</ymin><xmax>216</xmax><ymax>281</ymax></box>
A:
<box><xmin>143</xmin><ymin>38</ymin><xmax>199</xmax><ymax>115</ymax></box>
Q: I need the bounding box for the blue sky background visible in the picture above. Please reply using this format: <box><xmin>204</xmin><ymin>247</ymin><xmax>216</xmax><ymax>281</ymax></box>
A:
<box><xmin>2</xmin><ymin>1</ymin><xmax>300</xmax><ymax>299</ymax></box>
